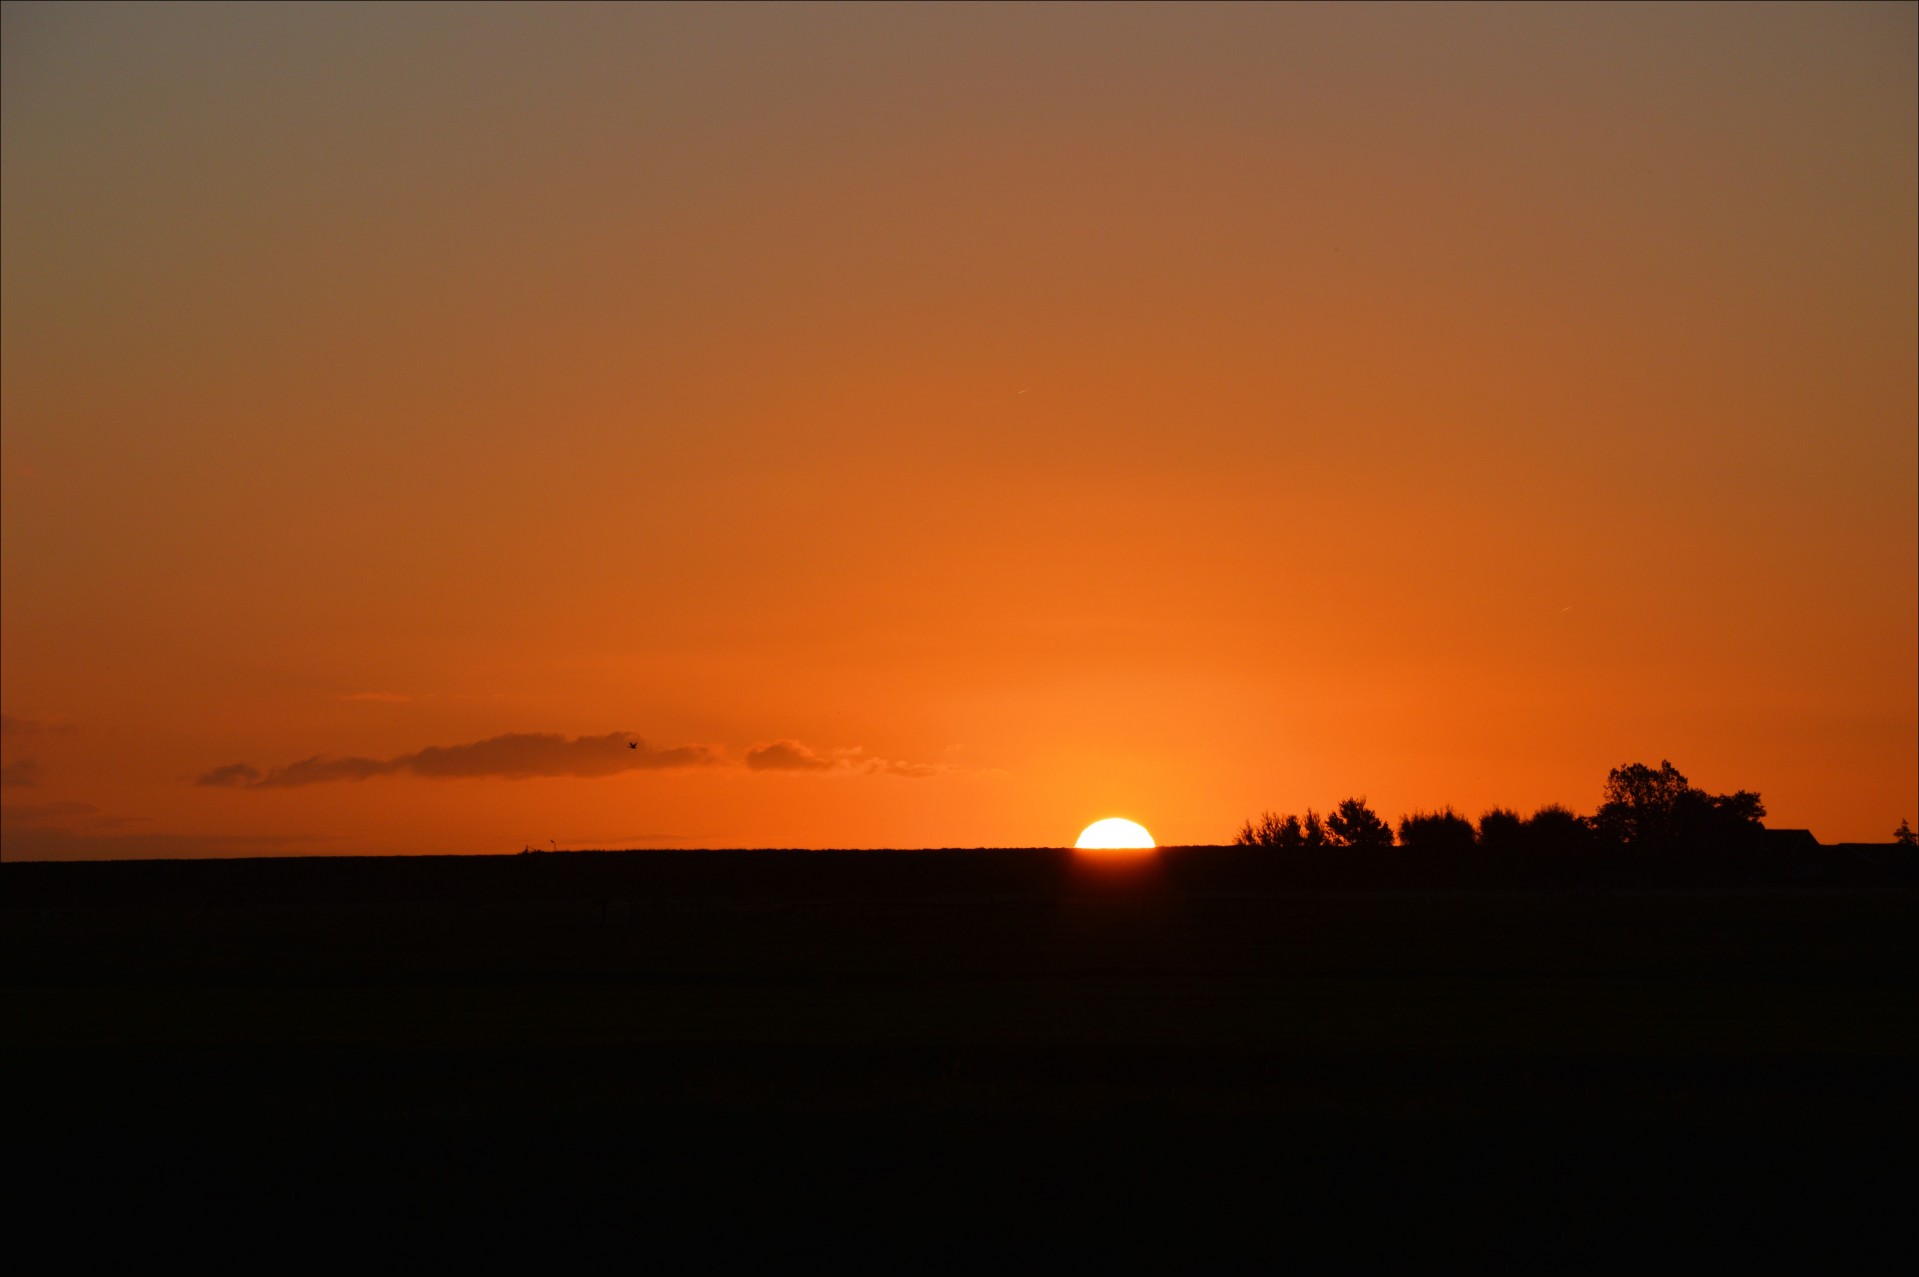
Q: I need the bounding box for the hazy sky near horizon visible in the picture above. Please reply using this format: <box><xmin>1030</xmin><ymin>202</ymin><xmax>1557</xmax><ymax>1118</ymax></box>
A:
<box><xmin>3</xmin><ymin>1</ymin><xmax>1914</xmax><ymax>857</ymax></box>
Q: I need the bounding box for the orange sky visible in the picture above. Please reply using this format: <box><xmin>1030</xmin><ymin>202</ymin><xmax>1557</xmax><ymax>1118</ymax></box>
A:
<box><xmin>3</xmin><ymin>3</ymin><xmax>1914</xmax><ymax>857</ymax></box>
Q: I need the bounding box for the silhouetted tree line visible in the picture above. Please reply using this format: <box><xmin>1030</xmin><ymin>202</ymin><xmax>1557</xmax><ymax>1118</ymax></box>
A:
<box><xmin>1236</xmin><ymin>760</ymin><xmax>1773</xmax><ymax>855</ymax></box>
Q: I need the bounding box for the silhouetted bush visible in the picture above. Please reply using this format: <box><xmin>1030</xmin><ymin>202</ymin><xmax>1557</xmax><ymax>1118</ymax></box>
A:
<box><xmin>1235</xmin><ymin>811</ymin><xmax>1293</xmax><ymax>847</ymax></box>
<box><xmin>1326</xmin><ymin>797</ymin><xmax>1393</xmax><ymax>850</ymax></box>
<box><xmin>1897</xmin><ymin>819</ymin><xmax>1917</xmax><ymax>847</ymax></box>
<box><xmin>1233</xmin><ymin>809</ymin><xmax>1319</xmax><ymax>849</ymax></box>
<box><xmin>1397</xmin><ymin>808</ymin><xmax>1478</xmax><ymax>855</ymax></box>
<box><xmin>1476</xmin><ymin>808</ymin><xmax>1525</xmax><ymax>854</ymax></box>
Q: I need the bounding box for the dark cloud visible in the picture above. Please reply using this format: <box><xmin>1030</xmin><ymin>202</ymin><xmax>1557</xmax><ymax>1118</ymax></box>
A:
<box><xmin>202</xmin><ymin>732</ymin><xmax>952</xmax><ymax>790</ymax></box>
<box><xmin>199</xmin><ymin>732</ymin><xmax>724</xmax><ymax>789</ymax></box>
<box><xmin>196</xmin><ymin>763</ymin><xmax>264</xmax><ymax>789</ymax></box>
<box><xmin>244</xmin><ymin>755</ymin><xmax>394</xmax><ymax>787</ymax></box>
<box><xmin>1</xmin><ymin>759</ymin><xmax>37</xmax><ymax>787</ymax></box>
<box><xmin>405</xmin><ymin>734</ymin><xmax>717</xmax><ymax>780</ymax></box>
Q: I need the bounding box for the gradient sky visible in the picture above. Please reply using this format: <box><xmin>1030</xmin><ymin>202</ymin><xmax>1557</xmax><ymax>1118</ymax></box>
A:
<box><xmin>3</xmin><ymin>2</ymin><xmax>1914</xmax><ymax>857</ymax></box>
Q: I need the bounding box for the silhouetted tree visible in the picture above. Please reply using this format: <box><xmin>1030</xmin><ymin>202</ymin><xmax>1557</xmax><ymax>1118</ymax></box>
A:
<box><xmin>1326</xmin><ymin>797</ymin><xmax>1393</xmax><ymax>850</ymax></box>
<box><xmin>1677</xmin><ymin>788</ymin><xmax>1766</xmax><ymax>849</ymax></box>
<box><xmin>1397</xmin><ymin>808</ymin><xmax>1477</xmax><ymax>855</ymax></box>
<box><xmin>1302</xmin><ymin>808</ymin><xmax>1327</xmax><ymax>848</ymax></box>
<box><xmin>1592</xmin><ymin>760</ymin><xmax>1692</xmax><ymax>846</ymax></box>
<box><xmin>1525</xmin><ymin>804</ymin><xmax>1593</xmax><ymax>855</ymax></box>
<box><xmin>1592</xmin><ymin>760</ymin><xmax>1764</xmax><ymax>851</ymax></box>
<box><xmin>1476</xmin><ymin>807</ymin><xmax>1525</xmax><ymax>853</ymax></box>
<box><xmin>1894</xmin><ymin>819</ymin><xmax>1916</xmax><ymax>847</ymax></box>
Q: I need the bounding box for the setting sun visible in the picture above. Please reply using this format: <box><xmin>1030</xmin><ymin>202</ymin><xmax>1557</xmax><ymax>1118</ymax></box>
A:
<box><xmin>1074</xmin><ymin>818</ymin><xmax>1156</xmax><ymax>850</ymax></box>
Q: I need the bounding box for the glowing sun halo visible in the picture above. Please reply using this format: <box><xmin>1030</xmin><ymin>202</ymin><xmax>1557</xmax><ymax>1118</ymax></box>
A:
<box><xmin>1075</xmin><ymin>817</ymin><xmax>1156</xmax><ymax>850</ymax></box>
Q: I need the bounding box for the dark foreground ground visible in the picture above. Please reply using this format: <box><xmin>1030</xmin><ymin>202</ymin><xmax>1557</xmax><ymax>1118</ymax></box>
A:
<box><xmin>6</xmin><ymin>847</ymin><xmax>1916</xmax><ymax>1272</ymax></box>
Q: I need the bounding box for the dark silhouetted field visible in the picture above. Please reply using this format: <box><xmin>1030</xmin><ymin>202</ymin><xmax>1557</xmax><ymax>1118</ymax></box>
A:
<box><xmin>6</xmin><ymin>847</ymin><xmax>1915</xmax><ymax>1272</ymax></box>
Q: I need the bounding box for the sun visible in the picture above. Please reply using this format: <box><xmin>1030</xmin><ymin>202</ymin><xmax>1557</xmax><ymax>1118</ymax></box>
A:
<box><xmin>1074</xmin><ymin>817</ymin><xmax>1156</xmax><ymax>850</ymax></box>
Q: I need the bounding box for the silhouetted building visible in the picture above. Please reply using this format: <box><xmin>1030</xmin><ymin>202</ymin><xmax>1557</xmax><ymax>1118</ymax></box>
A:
<box><xmin>1760</xmin><ymin>828</ymin><xmax>1820</xmax><ymax>856</ymax></box>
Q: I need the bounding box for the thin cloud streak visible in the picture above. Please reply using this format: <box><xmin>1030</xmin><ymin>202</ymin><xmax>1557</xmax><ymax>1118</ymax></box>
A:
<box><xmin>745</xmin><ymin>740</ymin><xmax>837</xmax><ymax>772</ymax></box>
<box><xmin>1</xmin><ymin>715</ymin><xmax>74</xmax><ymax>738</ymax></box>
<box><xmin>745</xmin><ymin>740</ymin><xmax>953</xmax><ymax>778</ymax></box>
<box><xmin>1</xmin><ymin>801</ymin><xmax>101</xmax><ymax>822</ymax></box>
<box><xmin>2</xmin><ymin>717</ymin><xmax>75</xmax><ymax>790</ymax></box>
<box><xmin>0</xmin><ymin>824</ymin><xmax>343</xmax><ymax>861</ymax></box>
